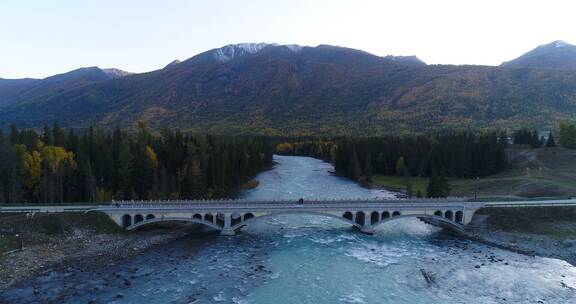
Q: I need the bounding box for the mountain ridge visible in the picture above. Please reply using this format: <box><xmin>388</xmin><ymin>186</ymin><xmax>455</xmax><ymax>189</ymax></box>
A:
<box><xmin>1</xmin><ymin>42</ymin><xmax>575</xmax><ymax>134</ymax></box>
<box><xmin>0</xmin><ymin>66</ymin><xmax>132</xmax><ymax>107</ymax></box>
<box><xmin>501</xmin><ymin>40</ymin><xmax>576</xmax><ymax>69</ymax></box>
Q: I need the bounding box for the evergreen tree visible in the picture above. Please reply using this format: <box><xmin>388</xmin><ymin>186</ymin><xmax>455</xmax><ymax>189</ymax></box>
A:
<box><xmin>395</xmin><ymin>156</ymin><xmax>405</xmax><ymax>176</ymax></box>
<box><xmin>404</xmin><ymin>167</ymin><xmax>413</xmax><ymax>198</ymax></box>
<box><xmin>10</xmin><ymin>124</ymin><xmax>18</xmax><ymax>145</ymax></box>
<box><xmin>363</xmin><ymin>152</ymin><xmax>372</xmax><ymax>182</ymax></box>
<box><xmin>79</xmin><ymin>158</ymin><xmax>97</xmax><ymax>202</ymax></box>
<box><xmin>546</xmin><ymin>132</ymin><xmax>556</xmax><ymax>147</ymax></box>
<box><xmin>347</xmin><ymin>148</ymin><xmax>362</xmax><ymax>181</ymax></box>
<box><xmin>426</xmin><ymin>173</ymin><xmax>450</xmax><ymax>198</ymax></box>
<box><xmin>116</xmin><ymin>139</ymin><xmax>133</xmax><ymax>199</ymax></box>
<box><xmin>52</xmin><ymin>123</ymin><xmax>66</xmax><ymax>147</ymax></box>
<box><xmin>416</xmin><ymin>189</ymin><xmax>423</xmax><ymax>198</ymax></box>
<box><xmin>43</xmin><ymin>124</ymin><xmax>53</xmax><ymax>146</ymax></box>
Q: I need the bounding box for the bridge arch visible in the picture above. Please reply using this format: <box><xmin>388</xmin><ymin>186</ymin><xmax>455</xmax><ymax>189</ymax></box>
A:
<box><xmin>370</xmin><ymin>211</ymin><xmax>379</xmax><ymax>225</ymax></box>
<box><xmin>343</xmin><ymin>211</ymin><xmax>353</xmax><ymax>221</ymax></box>
<box><xmin>455</xmin><ymin>211</ymin><xmax>463</xmax><ymax>223</ymax></box>
<box><xmin>134</xmin><ymin>214</ymin><xmax>144</xmax><ymax>224</ymax></box>
<box><xmin>126</xmin><ymin>217</ymin><xmax>222</xmax><ymax>231</ymax></box>
<box><xmin>444</xmin><ymin>210</ymin><xmax>454</xmax><ymax>221</ymax></box>
<box><xmin>231</xmin><ymin>213</ymin><xmax>242</xmax><ymax>226</ymax></box>
<box><xmin>122</xmin><ymin>214</ymin><xmax>132</xmax><ymax>228</ymax></box>
<box><xmin>146</xmin><ymin>214</ymin><xmax>155</xmax><ymax>220</ymax></box>
<box><xmin>381</xmin><ymin>211</ymin><xmax>390</xmax><ymax>219</ymax></box>
<box><xmin>372</xmin><ymin>214</ymin><xmax>464</xmax><ymax>232</ymax></box>
<box><xmin>230</xmin><ymin>211</ymin><xmax>362</xmax><ymax>231</ymax></box>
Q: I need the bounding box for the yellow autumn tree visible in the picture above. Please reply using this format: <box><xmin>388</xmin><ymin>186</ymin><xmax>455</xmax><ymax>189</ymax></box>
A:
<box><xmin>22</xmin><ymin>151</ymin><xmax>42</xmax><ymax>194</ymax></box>
<box><xmin>275</xmin><ymin>143</ymin><xmax>293</xmax><ymax>154</ymax></box>
<box><xmin>144</xmin><ymin>146</ymin><xmax>159</xmax><ymax>171</ymax></box>
<box><xmin>13</xmin><ymin>144</ymin><xmax>44</xmax><ymax>198</ymax></box>
<box><xmin>41</xmin><ymin>146</ymin><xmax>76</xmax><ymax>174</ymax></box>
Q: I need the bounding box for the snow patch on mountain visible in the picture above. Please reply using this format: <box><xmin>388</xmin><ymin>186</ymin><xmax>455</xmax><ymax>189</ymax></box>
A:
<box><xmin>102</xmin><ymin>68</ymin><xmax>133</xmax><ymax>78</ymax></box>
<box><xmin>553</xmin><ymin>40</ymin><xmax>570</xmax><ymax>48</ymax></box>
<box><xmin>212</xmin><ymin>43</ymin><xmax>303</xmax><ymax>63</ymax></box>
<box><xmin>213</xmin><ymin>43</ymin><xmax>270</xmax><ymax>63</ymax></box>
<box><xmin>285</xmin><ymin>44</ymin><xmax>303</xmax><ymax>52</ymax></box>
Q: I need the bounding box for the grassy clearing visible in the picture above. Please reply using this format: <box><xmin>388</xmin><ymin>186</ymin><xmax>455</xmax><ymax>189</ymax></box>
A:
<box><xmin>451</xmin><ymin>147</ymin><xmax>576</xmax><ymax>198</ymax></box>
<box><xmin>371</xmin><ymin>175</ymin><xmax>429</xmax><ymax>196</ymax></box>
<box><xmin>372</xmin><ymin>148</ymin><xmax>576</xmax><ymax>199</ymax></box>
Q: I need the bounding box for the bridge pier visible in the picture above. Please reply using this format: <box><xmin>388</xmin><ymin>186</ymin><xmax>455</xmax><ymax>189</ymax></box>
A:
<box><xmin>220</xmin><ymin>229</ymin><xmax>236</xmax><ymax>236</ymax></box>
<box><xmin>220</xmin><ymin>213</ymin><xmax>236</xmax><ymax>236</ymax></box>
<box><xmin>359</xmin><ymin>226</ymin><xmax>375</xmax><ymax>235</ymax></box>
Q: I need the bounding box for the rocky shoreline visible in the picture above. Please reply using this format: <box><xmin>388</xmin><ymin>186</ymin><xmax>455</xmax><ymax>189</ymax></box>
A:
<box><xmin>464</xmin><ymin>207</ymin><xmax>576</xmax><ymax>266</ymax></box>
<box><xmin>0</xmin><ymin>228</ymin><xmax>188</xmax><ymax>292</ymax></box>
<box><xmin>465</xmin><ymin>228</ymin><xmax>576</xmax><ymax>266</ymax></box>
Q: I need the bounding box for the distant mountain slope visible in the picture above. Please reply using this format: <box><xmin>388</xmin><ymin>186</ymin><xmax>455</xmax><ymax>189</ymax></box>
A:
<box><xmin>0</xmin><ymin>67</ymin><xmax>132</xmax><ymax>107</ymax></box>
<box><xmin>0</xmin><ymin>43</ymin><xmax>575</xmax><ymax>135</ymax></box>
<box><xmin>501</xmin><ymin>40</ymin><xmax>576</xmax><ymax>69</ymax></box>
<box><xmin>0</xmin><ymin>78</ymin><xmax>40</xmax><ymax>105</ymax></box>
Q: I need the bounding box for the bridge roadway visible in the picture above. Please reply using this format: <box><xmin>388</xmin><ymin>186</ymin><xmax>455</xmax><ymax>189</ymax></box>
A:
<box><xmin>3</xmin><ymin>198</ymin><xmax>575</xmax><ymax>235</ymax></box>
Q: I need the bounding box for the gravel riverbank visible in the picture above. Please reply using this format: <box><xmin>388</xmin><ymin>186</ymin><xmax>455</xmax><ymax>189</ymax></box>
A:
<box><xmin>0</xmin><ymin>213</ymin><xmax>190</xmax><ymax>292</ymax></box>
<box><xmin>466</xmin><ymin>227</ymin><xmax>576</xmax><ymax>266</ymax></box>
<box><xmin>465</xmin><ymin>207</ymin><xmax>576</xmax><ymax>266</ymax></box>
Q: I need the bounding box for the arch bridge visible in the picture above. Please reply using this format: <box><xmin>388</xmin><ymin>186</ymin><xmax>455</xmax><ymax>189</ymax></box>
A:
<box><xmin>2</xmin><ymin>198</ymin><xmax>575</xmax><ymax>236</ymax></box>
<box><xmin>99</xmin><ymin>198</ymin><xmax>487</xmax><ymax>235</ymax></box>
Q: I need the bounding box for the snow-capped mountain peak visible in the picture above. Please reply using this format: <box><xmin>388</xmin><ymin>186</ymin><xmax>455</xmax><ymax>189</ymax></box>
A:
<box><xmin>213</xmin><ymin>43</ymin><xmax>270</xmax><ymax>63</ymax></box>
<box><xmin>212</xmin><ymin>43</ymin><xmax>304</xmax><ymax>63</ymax></box>
<box><xmin>552</xmin><ymin>40</ymin><xmax>570</xmax><ymax>48</ymax></box>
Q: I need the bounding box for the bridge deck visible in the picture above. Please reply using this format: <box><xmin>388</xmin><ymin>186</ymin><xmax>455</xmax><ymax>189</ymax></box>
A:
<box><xmin>1</xmin><ymin>198</ymin><xmax>575</xmax><ymax>214</ymax></box>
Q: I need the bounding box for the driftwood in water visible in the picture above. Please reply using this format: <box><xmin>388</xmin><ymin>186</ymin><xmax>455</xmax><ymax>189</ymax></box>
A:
<box><xmin>420</xmin><ymin>268</ymin><xmax>437</xmax><ymax>286</ymax></box>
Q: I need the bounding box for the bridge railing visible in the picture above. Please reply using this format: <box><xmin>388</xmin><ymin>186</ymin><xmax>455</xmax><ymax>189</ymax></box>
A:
<box><xmin>109</xmin><ymin>197</ymin><xmax>463</xmax><ymax>206</ymax></box>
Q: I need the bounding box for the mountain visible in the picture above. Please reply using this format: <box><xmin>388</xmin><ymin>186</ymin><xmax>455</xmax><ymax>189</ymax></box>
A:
<box><xmin>501</xmin><ymin>40</ymin><xmax>576</xmax><ymax>69</ymax></box>
<box><xmin>0</xmin><ymin>67</ymin><xmax>132</xmax><ymax>108</ymax></box>
<box><xmin>164</xmin><ymin>60</ymin><xmax>181</xmax><ymax>69</ymax></box>
<box><xmin>0</xmin><ymin>42</ymin><xmax>576</xmax><ymax>135</ymax></box>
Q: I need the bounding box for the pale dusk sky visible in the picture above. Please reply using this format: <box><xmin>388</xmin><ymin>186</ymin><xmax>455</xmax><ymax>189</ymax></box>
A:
<box><xmin>1</xmin><ymin>0</ymin><xmax>575</xmax><ymax>79</ymax></box>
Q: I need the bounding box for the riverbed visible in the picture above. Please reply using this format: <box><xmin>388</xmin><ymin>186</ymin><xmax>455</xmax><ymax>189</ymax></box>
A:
<box><xmin>1</xmin><ymin>155</ymin><xmax>575</xmax><ymax>303</ymax></box>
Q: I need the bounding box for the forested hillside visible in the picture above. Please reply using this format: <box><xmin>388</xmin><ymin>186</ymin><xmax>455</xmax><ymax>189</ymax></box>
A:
<box><xmin>0</xmin><ymin>124</ymin><xmax>273</xmax><ymax>204</ymax></box>
<box><xmin>274</xmin><ymin>132</ymin><xmax>508</xmax><ymax>197</ymax></box>
<box><xmin>275</xmin><ymin>132</ymin><xmax>508</xmax><ymax>180</ymax></box>
<box><xmin>1</xmin><ymin>43</ymin><xmax>576</xmax><ymax>135</ymax></box>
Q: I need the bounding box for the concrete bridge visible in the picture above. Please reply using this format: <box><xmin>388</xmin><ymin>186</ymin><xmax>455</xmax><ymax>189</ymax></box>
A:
<box><xmin>92</xmin><ymin>198</ymin><xmax>576</xmax><ymax>235</ymax></box>
<box><xmin>2</xmin><ymin>198</ymin><xmax>575</xmax><ymax>235</ymax></box>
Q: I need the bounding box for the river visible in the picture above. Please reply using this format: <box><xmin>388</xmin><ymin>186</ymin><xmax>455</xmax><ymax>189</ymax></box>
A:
<box><xmin>1</xmin><ymin>155</ymin><xmax>575</xmax><ymax>303</ymax></box>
